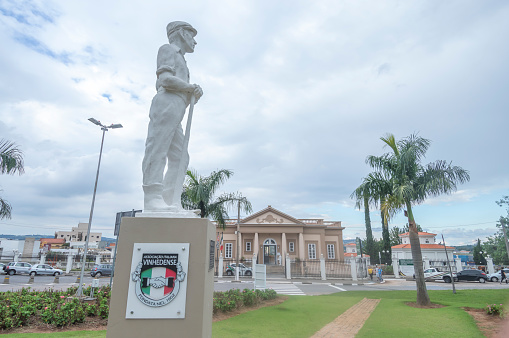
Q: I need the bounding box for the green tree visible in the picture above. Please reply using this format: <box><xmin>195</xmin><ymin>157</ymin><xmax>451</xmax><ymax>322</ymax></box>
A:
<box><xmin>495</xmin><ymin>196</ymin><xmax>509</xmax><ymax>260</ymax></box>
<box><xmin>365</xmin><ymin>133</ymin><xmax>470</xmax><ymax>306</ymax></box>
<box><xmin>390</xmin><ymin>226</ymin><xmax>403</xmax><ymax>246</ymax></box>
<box><xmin>472</xmin><ymin>238</ymin><xmax>487</xmax><ymax>265</ymax></box>
<box><xmin>181</xmin><ymin>169</ymin><xmax>252</xmax><ymax>228</ymax></box>
<box><xmin>483</xmin><ymin>229</ymin><xmax>509</xmax><ymax>265</ymax></box>
<box><xmin>350</xmin><ymin>185</ymin><xmax>376</xmax><ymax>260</ymax></box>
<box><xmin>0</xmin><ymin>139</ymin><xmax>24</xmax><ymax>219</ymax></box>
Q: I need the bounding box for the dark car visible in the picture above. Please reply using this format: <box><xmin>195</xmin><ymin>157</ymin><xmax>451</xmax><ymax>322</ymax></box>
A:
<box><xmin>90</xmin><ymin>264</ymin><xmax>113</xmax><ymax>277</ymax></box>
<box><xmin>456</xmin><ymin>269</ymin><xmax>488</xmax><ymax>283</ymax></box>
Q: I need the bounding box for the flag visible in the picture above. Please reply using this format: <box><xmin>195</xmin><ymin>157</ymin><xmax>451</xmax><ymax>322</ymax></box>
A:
<box><xmin>216</xmin><ymin>232</ymin><xmax>220</xmax><ymax>249</ymax></box>
<box><xmin>220</xmin><ymin>232</ymin><xmax>223</xmax><ymax>252</ymax></box>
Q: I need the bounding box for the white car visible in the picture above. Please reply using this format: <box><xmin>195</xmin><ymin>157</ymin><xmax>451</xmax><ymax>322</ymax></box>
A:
<box><xmin>487</xmin><ymin>268</ymin><xmax>509</xmax><ymax>282</ymax></box>
<box><xmin>226</xmin><ymin>263</ymin><xmax>253</xmax><ymax>276</ymax></box>
<box><xmin>29</xmin><ymin>264</ymin><xmax>63</xmax><ymax>276</ymax></box>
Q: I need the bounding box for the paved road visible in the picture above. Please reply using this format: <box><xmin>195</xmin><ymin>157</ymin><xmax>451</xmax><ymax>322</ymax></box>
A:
<box><xmin>2</xmin><ymin>274</ymin><xmax>508</xmax><ymax>295</ymax></box>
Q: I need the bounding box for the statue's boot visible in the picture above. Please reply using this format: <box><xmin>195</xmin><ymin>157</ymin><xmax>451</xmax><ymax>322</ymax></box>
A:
<box><xmin>143</xmin><ymin>184</ymin><xmax>173</xmax><ymax>211</ymax></box>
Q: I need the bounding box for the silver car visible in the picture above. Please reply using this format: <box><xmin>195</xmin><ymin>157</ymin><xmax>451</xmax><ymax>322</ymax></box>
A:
<box><xmin>487</xmin><ymin>268</ymin><xmax>509</xmax><ymax>282</ymax></box>
<box><xmin>4</xmin><ymin>262</ymin><xmax>32</xmax><ymax>275</ymax></box>
<box><xmin>29</xmin><ymin>264</ymin><xmax>63</xmax><ymax>276</ymax></box>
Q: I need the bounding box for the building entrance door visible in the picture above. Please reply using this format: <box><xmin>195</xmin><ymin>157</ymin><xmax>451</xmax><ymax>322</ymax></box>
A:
<box><xmin>263</xmin><ymin>238</ymin><xmax>277</xmax><ymax>264</ymax></box>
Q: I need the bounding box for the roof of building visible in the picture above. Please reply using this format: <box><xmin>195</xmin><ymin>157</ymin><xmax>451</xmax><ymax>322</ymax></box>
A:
<box><xmin>392</xmin><ymin>243</ymin><xmax>454</xmax><ymax>249</ymax></box>
<box><xmin>345</xmin><ymin>243</ymin><xmax>356</xmax><ymax>246</ymax></box>
<box><xmin>217</xmin><ymin>205</ymin><xmax>343</xmax><ymax>228</ymax></box>
<box><xmin>40</xmin><ymin>238</ymin><xmax>66</xmax><ymax>244</ymax></box>
<box><xmin>399</xmin><ymin>231</ymin><xmax>437</xmax><ymax>237</ymax></box>
<box><xmin>344</xmin><ymin>252</ymin><xmax>370</xmax><ymax>257</ymax></box>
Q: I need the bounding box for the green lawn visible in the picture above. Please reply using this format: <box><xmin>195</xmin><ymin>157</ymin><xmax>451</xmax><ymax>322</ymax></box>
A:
<box><xmin>213</xmin><ymin>289</ymin><xmax>509</xmax><ymax>338</ymax></box>
<box><xmin>4</xmin><ymin>289</ymin><xmax>508</xmax><ymax>337</ymax></box>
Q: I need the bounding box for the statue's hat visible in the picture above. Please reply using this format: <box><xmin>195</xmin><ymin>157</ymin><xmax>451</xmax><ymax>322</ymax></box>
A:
<box><xmin>166</xmin><ymin>21</ymin><xmax>197</xmax><ymax>38</ymax></box>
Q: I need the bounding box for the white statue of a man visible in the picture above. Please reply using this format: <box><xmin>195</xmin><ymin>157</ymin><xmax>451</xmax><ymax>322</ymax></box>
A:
<box><xmin>142</xmin><ymin>21</ymin><xmax>203</xmax><ymax>212</ymax></box>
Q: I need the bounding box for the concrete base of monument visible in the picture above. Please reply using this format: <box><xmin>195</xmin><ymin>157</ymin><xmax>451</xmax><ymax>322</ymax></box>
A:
<box><xmin>107</xmin><ymin>217</ymin><xmax>215</xmax><ymax>338</ymax></box>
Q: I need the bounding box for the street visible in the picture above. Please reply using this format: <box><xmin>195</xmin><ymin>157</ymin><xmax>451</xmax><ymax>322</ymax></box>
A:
<box><xmin>2</xmin><ymin>273</ymin><xmax>508</xmax><ymax>295</ymax></box>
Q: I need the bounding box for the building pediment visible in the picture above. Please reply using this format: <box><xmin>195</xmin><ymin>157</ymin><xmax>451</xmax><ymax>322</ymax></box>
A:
<box><xmin>241</xmin><ymin>206</ymin><xmax>305</xmax><ymax>225</ymax></box>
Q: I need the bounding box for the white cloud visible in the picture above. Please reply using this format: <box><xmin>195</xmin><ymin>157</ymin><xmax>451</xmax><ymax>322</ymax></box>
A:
<box><xmin>0</xmin><ymin>0</ymin><xmax>508</xmax><ymax>247</ymax></box>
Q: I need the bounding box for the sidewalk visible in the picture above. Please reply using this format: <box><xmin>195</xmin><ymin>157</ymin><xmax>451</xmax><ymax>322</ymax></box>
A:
<box><xmin>214</xmin><ymin>275</ymin><xmax>378</xmax><ymax>286</ymax></box>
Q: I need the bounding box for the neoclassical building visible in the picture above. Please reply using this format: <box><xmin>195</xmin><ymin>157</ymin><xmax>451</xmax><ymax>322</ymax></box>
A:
<box><xmin>216</xmin><ymin>206</ymin><xmax>345</xmax><ymax>265</ymax></box>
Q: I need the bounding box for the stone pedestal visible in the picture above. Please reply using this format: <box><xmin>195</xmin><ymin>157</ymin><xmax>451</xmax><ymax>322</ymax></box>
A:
<box><xmin>107</xmin><ymin>217</ymin><xmax>215</xmax><ymax>338</ymax></box>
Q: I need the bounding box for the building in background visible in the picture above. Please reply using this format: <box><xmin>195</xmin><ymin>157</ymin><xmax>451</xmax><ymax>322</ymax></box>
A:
<box><xmin>55</xmin><ymin>222</ymin><xmax>102</xmax><ymax>244</ymax></box>
<box><xmin>39</xmin><ymin>238</ymin><xmax>66</xmax><ymax>251</ymax></box>
<box><xmin>0</xmin><ymin>237</ymin><xmax>41</xmax><ymax>261</ymax></box>
<box><xmin>216</xmin><ymin>205</ymin><xmax>344</xmax><ymax>266</ymax></box>
<box><xmin>392</xmin><ymin>231</ymin><xmax>455</xmax><ymax>260</ymax></box>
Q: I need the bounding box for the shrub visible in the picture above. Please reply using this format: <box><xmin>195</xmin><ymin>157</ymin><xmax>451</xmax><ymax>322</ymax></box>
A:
<box><xmin>242</xmin><ymin>289</ymin><xmax>258</xmax><ymax>306</ymax></box>
<box><xmin>485</xmin><ymin>304</ymin><xmax>504</xmax><ymax>317</ymax></box>
<box><xmin>0</xmin><ymin>286</ymin><xmax>112</xmax><ymax>330</ymax></box>
<box><xmin>98</xmin><ymin>298</ymin><xmax>109</xmax><ymax>319</ymax></box>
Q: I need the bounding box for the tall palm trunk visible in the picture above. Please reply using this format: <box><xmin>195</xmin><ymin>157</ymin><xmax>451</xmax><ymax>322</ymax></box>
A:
<box><xmin>380</xmin><ymin>210</ymin><xmax>391</xmax><ymax>265</ymax></box>
<box><xmin>364</xmin><ymin>195</ymin><xmax>375</xmax><ymax>259</ymax></box>
<box><xmin>406</xmin><ymin>201</ymin><xmax>431</xmax><ymax>306</ymax></box>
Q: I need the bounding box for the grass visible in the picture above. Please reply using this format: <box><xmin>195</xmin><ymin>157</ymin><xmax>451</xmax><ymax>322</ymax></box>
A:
<box><xmin>3</xmin><ymin>289</ymin><xmax>508</xmax><ymax>337</ymax></box>
<box><xmin>213</xmin><ymin>294</ymin><xmax>362</xmax><ymax>337</ymax></box>
<box><xmin>213</xmin><ymin>289</ymin><xmax>509</xmax><ymax>338</ymax></box>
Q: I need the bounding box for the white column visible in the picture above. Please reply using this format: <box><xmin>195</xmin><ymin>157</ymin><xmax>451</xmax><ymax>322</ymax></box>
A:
<box><xmin>393</xmin><ymin>255</ymin><xmax>400</xmax><ymax>278</ymax></box>
<box><xmin>95</xmin><ymin>254</ymin><xmax>101</xmax><ymax>265</ymax></box>
<box><xmin>320</xmin><ymin>254</ymin><xmax>326</xmax><ymax>280</ymax></box>
<box><xmin>455</xmin><ymin>257</ymin><xmax>462</xmax><ymax>272</ymax></box>
<box><xmin>218</xmin><ymin>254</ymin><xmax>223</xmax><ymax>278</ymax></box>
<box><xmin>40</xmin><ymin>253</ymin><xmax>46</xmax><ymax>265</ymax></box>
<box><xmin>254</xmin><ymin>233</ymin><xmax>259</xmax><ymax>258</ymax></box>
<box><xmin>66</xmin><ymin>254</ymin><xmax>74</xmax><ymax>274</ymax></box>
<box><xmin>286</xmin><ymin>254</ymin><xmax>291</xmax><ymax>280</ymax></box>
<box><xmin>238</xmin><ymin>232</ymin><xmax>242</xmax><ymax>261</ymax></box>
<box><xmin>486</xmin><ymin>256</ymin><xmax>495</xmax><ymax>275</ymax></box>
<box><xmin>423</xmin><ymin>256</ymin><xmax>430</xmax><ymax>270</ymax></box>
<box><xmin>351</xmin><ymin>257</ymin><xmax>358</xmax><ymax>281</ymax></box>
<box><xmin>252</xmin><ymin>253</ymin><xmax>257</xmax><ymax>280</ymax></box>
<box><xmin>281</xmin><ymin>233</ymin><xmax>287</xmax><ymax>259</ymax></box>
<box><xmin>299</xmin><ymin>233</ymin><xmax>305</xmax><ymax>261</ymax></box>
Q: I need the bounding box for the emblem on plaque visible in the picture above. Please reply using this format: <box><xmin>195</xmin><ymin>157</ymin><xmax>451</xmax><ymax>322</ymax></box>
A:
<box><xmin>131</xmin><ymin>253</ymin><xmax>186</xmax><ymax>307</ymax></box>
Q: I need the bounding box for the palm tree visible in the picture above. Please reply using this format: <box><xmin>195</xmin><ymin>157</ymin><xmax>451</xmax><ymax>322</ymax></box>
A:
<box><xmin>181</xmin><ymin>169</ymin><xmax>252</xmax><ymax>228</ymax></box>
<box><xmin>366</xmin><ymin>133</ymin><xmax>470</xmax><ymax>306</ymax></box>
<box><xmin>351</xmin><ymin>181</ymin><xmax>376</xmax><ymax>260</ymax></box>
<box><xmin>353</xmin><ymin>172</ymin><xmax>400</xmax><ymax>265</ymax></box>
<box><xmin>0</xmin><ymin>139</ymin><xmax>24</xmax><ymax>219</ymax></box>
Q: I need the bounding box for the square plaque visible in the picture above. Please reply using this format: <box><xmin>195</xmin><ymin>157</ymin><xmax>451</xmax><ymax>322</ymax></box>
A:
<box><xmin>125</xmin><ymin>243</ymin><xmax>190</xmax><ymax>319</ymax></box>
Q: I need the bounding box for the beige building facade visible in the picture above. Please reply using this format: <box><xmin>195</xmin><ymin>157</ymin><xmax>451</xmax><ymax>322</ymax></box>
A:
<box><xmin>217</xmin><ymin>206</ymin><xmax>345</xmax><ymax>264</ymax></box>
<box><xmin>55</xmin><ymin>222</ymin><xmax>102</xmax><ymax>243</ymax></box>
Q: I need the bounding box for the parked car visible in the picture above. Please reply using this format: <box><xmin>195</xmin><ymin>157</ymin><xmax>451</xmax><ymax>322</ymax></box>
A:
<box><xmin>487</xmin><ymin>268</ymin><xmax>509</xmax><ymax>282</ymax></box>
<box><xmin>226</xmin><ymin>263</ymin><xmax>252</xmax><ymax>276</ymax></box>
<box><xmin>454</xmin><ymin>269</ymin><xmax>488</xmax><ymax>283</ymax></box>
<box><xmin>90</xmin><ymin>264</ymin><xmax>113</xmax><ymax>277</ymax></box>
<box><xmin>3</xmin><ymin>262</ymin><xmax>32</xmax><ymax>275</ymax></box>
<box><xmin>0</xmin><ymin>263</ymin><xmax>5</xmax><ymax>274</ymax></box>
<box><xmin>29</xmin><ymin>264</ymin><xmax>63</xmax><ymax>276</ymax></box>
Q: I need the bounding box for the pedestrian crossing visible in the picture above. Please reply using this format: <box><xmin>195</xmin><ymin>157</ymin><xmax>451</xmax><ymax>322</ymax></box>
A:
<box><xmin>267</xmin><ymin>283</ymin><xmax>306</xmax><ymax>296</ymax></box>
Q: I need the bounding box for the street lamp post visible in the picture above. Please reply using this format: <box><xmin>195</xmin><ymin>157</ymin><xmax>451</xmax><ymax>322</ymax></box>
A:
<box><xmin>76</xmin><ymin>118</ymin><xmax>122</xmax><ymax>297</ymax></box>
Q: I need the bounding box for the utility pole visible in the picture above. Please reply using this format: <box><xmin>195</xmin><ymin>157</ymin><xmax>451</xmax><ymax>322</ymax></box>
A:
<box><xmin>235</xmin><ymin>200</ymin><xmax>241</xmax><ymax>282</ymax></box>
<box><xmin>442</xmin><ymin>234</ymin><xmax>456</xmax><ymax>294</ymax></box>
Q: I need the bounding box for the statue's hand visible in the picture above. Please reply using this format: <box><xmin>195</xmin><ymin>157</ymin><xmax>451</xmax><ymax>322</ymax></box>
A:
<box><xmin>192</xmin><ymin>84</ymin><xmax>203</xmax><ymax>101</ymax></box>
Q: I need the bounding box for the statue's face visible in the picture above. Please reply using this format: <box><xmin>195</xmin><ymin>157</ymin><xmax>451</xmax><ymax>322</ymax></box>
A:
<box><xmin>180</xmin><ymin>29</ymin><xmax>197</xmax><ymax>53</ymax></box>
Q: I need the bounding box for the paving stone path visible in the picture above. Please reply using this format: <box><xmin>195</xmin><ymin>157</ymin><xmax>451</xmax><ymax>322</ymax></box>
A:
<box><xmin>311</xmin><ymin>298</ymin><xmax>380</xmax><ymax>338</ymax></box>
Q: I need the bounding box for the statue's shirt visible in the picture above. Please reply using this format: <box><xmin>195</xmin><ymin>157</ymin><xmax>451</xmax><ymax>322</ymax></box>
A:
<box><xmin>155</xmin><ymin>44</ymin><xmax>190</xmax><ymax>104</ymax></box>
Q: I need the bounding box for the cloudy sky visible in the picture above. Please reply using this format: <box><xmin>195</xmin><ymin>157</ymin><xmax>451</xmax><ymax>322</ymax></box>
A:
<box><xmin>0</xmin><ymin>0</ymin><xmax>508</xmax><ymax>246</ymax></box>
